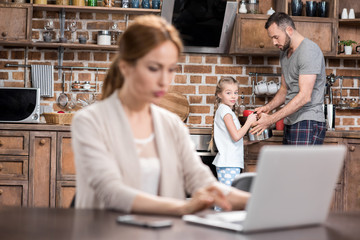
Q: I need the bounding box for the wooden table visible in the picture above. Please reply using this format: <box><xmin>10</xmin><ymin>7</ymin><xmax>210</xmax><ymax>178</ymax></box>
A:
<box><xmin>0</xmin><ymin>207</ymin><xmax>360</xmax><ymax>240</ymax></box>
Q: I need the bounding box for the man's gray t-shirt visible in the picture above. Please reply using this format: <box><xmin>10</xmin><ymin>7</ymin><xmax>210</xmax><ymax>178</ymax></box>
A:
<box><xmin>280</xmin><ymin>38</ymin><xmax>326</xmax><ymax>125</ymax></box>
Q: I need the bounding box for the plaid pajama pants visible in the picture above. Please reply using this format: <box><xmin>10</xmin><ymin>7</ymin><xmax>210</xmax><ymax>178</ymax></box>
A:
<box><xmin>283</xmin><ymin>120</ymin><xmax>326</xmax><ymax>145</ymax></box>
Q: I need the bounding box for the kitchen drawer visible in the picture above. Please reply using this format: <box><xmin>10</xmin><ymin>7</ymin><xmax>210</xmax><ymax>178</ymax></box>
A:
<box><xmin>0</xmin><ymin>181</ymin><xmax>28</xmax><ymax>207</ymax></box>
<box><xmin>0</xmin><ymin>156</ymin><xmax>28</xmax><ymax>180</ymax></box>
<box><xmin>0</xmin><ymin>131</ymin><xmax>29</xmax><ymax>155</ymax></box>
<box><xmin>56</xmin><ymin>181</ymin><xmax>76</xmax><ymax>208</ymax></box>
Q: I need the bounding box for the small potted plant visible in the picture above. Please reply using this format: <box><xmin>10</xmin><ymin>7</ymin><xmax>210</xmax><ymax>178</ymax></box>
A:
<box><xmin>339</xmin><ymin>40</ymin><xmax>357</xmax><ymax>55</ymax></box>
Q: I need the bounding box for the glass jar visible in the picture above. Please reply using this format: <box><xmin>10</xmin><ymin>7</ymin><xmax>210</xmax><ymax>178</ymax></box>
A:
<box><xmin>349</xmin><ymin>98</ymin><xmax>358</xmax><ymax>108</ymax></box>
<box><xmin>247</xmin><ymin>0</ymin><xmax>259</xmax><ymax>14</ymax></box>
<box><xmin>83</xmin><ymin>81</ymin><xmax>91</xmax><ymax>90</ymax></box>
<box><xmin>102</xmin><ymin>0</ymin><xmax>114</xmax><ymax>7</ymax></box>
<box><xmin>87</xmin><ymin>0</ymin><xmax>97</xmax><ymax>6</ymax></box>
<box><xmin>122</xmin><ymin>0</ymin><xmax>129</xmax><ymax>8</ymax></box>
<box><xmin>97</xmin><ymin>30</ymin><xmax>111</xmax><ymax>45</ymax></box>
<box><xmin>72</xmin><ymin>81</ymin><xmax>81</xmax><ymax>90</ymax></box>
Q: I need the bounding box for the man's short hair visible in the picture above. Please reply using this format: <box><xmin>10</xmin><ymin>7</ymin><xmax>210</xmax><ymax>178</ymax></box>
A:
<box><xmin>265</xmin><ymin>12</ymin><xmax>296</xmax><ymax>31</ymax></box>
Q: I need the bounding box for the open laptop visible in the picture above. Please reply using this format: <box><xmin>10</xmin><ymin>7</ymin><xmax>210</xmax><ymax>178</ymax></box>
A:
<box><xmin>183</xmin><ymin>145</ymin><xmax>346</xmax><ymax>233</ymax></box>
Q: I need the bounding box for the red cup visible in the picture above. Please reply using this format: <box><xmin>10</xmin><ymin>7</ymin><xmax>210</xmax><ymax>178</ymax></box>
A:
<box><xmin>243</xmin><ymin>110</ymin><xmax>254</xmax><ymax>117</ymax></box>
<box><xmin>276</xmin><ymin>118</ymin><xmax>284</xmax><ymax>130</ymax></box>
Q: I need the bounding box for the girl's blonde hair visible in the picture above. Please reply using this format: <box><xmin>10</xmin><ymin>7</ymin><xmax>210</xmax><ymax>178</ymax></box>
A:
<box><xmin>101</xmin><ymin>15</ymin><xmax>183</xmax><ymax>100</ymax></box>
<box><xmin>208</xmin><ymin>76</ymin><xmax>240</xmax><ymax>152</ymax></box>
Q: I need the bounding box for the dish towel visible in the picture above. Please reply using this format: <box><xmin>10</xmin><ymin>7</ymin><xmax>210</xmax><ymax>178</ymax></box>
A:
<box><xmin>31</xmin><ymin>65</ymin><xmax>54</xmax><ymax>97</ymax></box>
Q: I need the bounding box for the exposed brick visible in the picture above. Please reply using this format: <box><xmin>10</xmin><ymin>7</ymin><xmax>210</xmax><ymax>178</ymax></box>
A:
<box><xmin>32</xmin><ymin>31</ymin><xmax>40</xmax><ymax>40</ymax></box>
<box><xmin>88</xmin><ymin>62</ymin><xmax>110</xmax><ymax>68</ymax></box>
<box><xmin>32</xmin><ymin>20</ymin><xmax>47</xmax><ymax>30</ymax></box>
<box><xmin>215</xmin><ymin>66</ymin><xmax>242</xmax><ymax>75</ymax></box>
<box><xmin>236</xmin><ymin>56</ymin><xmax>250</xmax><ymax>65</ymax></box>
<box><xmin>112</xmin><ymin>14</ymin><xmax>126</xmax><ymax>21</ymax></box>
<box><xmin>78</xmin><ymin>73</ymin><xmax>92</xmax><ymax>81</ymax></box>
<box><xmin>350</xmin><ymin>89</ymin><xmax>359</xmax><ymax>97</ymax></box>
<box><xmin>64</xmin><ymin>12</ymin><xmax>76</xmax><ymax>19</ymax></box>
<box><xmin>328</xmin><ymin>59</ymin><xmax>340</xmax><ymax>67</ymax></box>
<box><xmin>0</xmin><ymin>51</ymin><xmax>8</xmax><ymax>59</ymax></box>
<box><xmin>44</xmin><ymin>52</ymin><xmax>58</xmax><ymax>60</ymax></box>
<box><xmin>237</xmin><ymin>76</ymin><xmax>250</xmax><ymax>85</ymax></box>
<box><xmin>87</xmin><ymin>22</ymin><xmax>111</xmax><ymax>30</ymax></box>
<box><xmin>205</xmin><ymin>116</ymin><xmax>214</xmax><ymax>125</ymax></box>
<box><xmin>46</xmin><ymin>11</ymin><xmax>60</xmax><ymax>19</ymax></box>
<box><xmin>220</xmin><ymin>56</ymin><xmax>233</xmax><ymax>64</ymax></box>
<box><xmin>10</xmin><ymin>51</ymin><xmax>24</xmax><ymax>60</ymax></box>
<box><xmin>174</xmin><ymin>75</ymin><xmax>187</xmax><ymax>84</ymax></box>
<box><xmin>178</xmin><ymin>55</ymin><xmax>186</xmax><ymax>63</ymax></box>
<box><xmin>189</xmin><ymin>55</ymin><xmax>202</xmax><ymax>63</ymax></box>
<box><xmin>168</xmin><ymin>85</ymin><xmax>196</xmax><ymax>94</ymax></box>
<box><xmin>64</xmin><ymin>52</ymin><xmax>75</xmax><ymax>61</ymax></box>
<box><xmin>94</xmin><ymin>52</ymin><xmax>108</xmax><ymax>61</ymax></box>
<box><xmin>349</xmin><ymin>127</ymin><xmax>360</xmax><ymax>130</ymax></box>
<box><xmin>239</xmin><ymin>86</ymin><xmax>252</xmax><ymax>95</ymax></box>
<box><xmin>190</xmin><ymin>75</ymin><xmax>202</xmax><ymax>84</ymax></box>
<box><xmin>188</xmin><ymin>116</ymin><xmax>202</xmax><ymax>125</ymax></box>
<box><xmin>268</xmin><ymin>57</ymin><xmax>280</xmax><ymax>65</ymax></box>
<box><xmin>199</xmin><ymin>85</ymin><xmax>216</xmax><ymax>94</ymax></box>
<box><xmin>78</xmin><ymin>52</ymin><xmax>91</xmax><ymax>61</ymax></box>
<box><xmin>184</xmin><ymin>65</ymin><xmax>212</xmax><ymax>74</ymax></box>
<box><xmin>80</xmin><ymin>12</ymin><xmax>94</xmax><ymax>20</ymax></box>
<box><xmin>342</xmin><ymin>78</ymin><xmax>354</xmax><ymax>88</ymax></box>
<box><xmin>205</xmin><ymin>76</ymin><xmax>218</xmax><ymax>84</ymax></box>
<box><xmin>176</xmin><ymin>64</ymin><xmax>182</xmax><ymax>73</ymax></box>
<box><xmin>4</xmin><ymin>81</ymin><xmax>24</xmax><ymax>87</ymax></box>
<box><xmin>205</xmin><ymin>55</ymin><xmax>218</xmax><ymax>64</ymax></box>
<box><xmin>190</xmin><ymin>105</ymin><xmax>210</xmax><ymax>114</ymax></box>
<box><xmin>335</xmin><ymin>117</ymin><xmax>341</xmax><ymax>126</ymax></box>
<box><xmin>206</xmin><ymin>95</ymin><xmax>216</xmax><ymax>104</ymax></box>
<box><xmin>252</xmin><ymin>56</ymin><xmax>264</xmax><ymax>65</ymax></box>
<box><xmin>32</xmin><ymin>10</ymin><xmax>44</xmax><ymax>18</ymax></box>
<box><xmin>189</xmin><ymin>96</ymin><xmax>202</xmax><ymax>104</ymax></box>
<box><xmin>336</xmin><ymin>109</ymin><xmax>360</xmax><ymax>116</ymax></box>
<box><xmin>343</xmin><ymin>118</ymin><xmax>355</xmax><ymax>125</ymax></box>
<box><xmin>12</xmin><ymin>72</ymin><xmax>24</xmax><ymax>80</ymax></box>
<box><xmin>0</xmin><ymin>72</ymin><xmax>9</xmax><ymax>79</ymax></box>
<box><xmin>344</xmin><ymin>60</ymin><xmax>356</xmax><ymax>68</ymax></box>
<box><xmin>98</xmin><ymin>73</ymin><xmax>107</xmax><ymax>82</ymax></box>
<box><xmin>358</xmin><ymin>118</ymin><xmax>360</xmax><ymax>125</ymax></box>
<box><xmin>337</xmin><ymin>69</ymin><xmax>360</xmax><ymax>76</ymax></box>
<box><xmin>246</xmin><ymin>67</ymin><xmax>273</xmax><ymax>75</ymax></box>
<box><xmin>96</xmin><ymin>13</ymin><xmax>110</xmax><ymax>20</ymax></box>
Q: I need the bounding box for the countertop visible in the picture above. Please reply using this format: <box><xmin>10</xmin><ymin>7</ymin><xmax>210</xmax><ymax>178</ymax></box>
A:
<box><xmin>1</xmin><ymin>123</ymin><xmax>360</xmax><ymax>139</ymax></box>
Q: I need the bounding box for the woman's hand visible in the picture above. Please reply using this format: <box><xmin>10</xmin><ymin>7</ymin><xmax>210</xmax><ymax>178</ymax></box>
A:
<box><xmin>181</xmin><ymin>184</ymin><xmax>232</xmax><ymax>215</ymax></box>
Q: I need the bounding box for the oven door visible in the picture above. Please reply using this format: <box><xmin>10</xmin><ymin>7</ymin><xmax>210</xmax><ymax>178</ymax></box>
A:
<box><xmin>197</xmin><ymin>151</ymin><xmax>217</xmax><ymax>179</ymax></box>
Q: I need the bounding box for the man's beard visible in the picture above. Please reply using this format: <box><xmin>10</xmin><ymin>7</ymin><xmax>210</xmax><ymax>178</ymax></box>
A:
<box><xmin>280</xmin><ymin>34</ymin><xmax>291</xmax><ymax>52</ymax></box>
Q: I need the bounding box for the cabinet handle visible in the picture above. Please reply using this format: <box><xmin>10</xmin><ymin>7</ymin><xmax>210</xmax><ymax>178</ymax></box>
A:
<box><xmin>0</xmin><ymin>164</ymin><xmax>3</xmax><ymax>171</ymax></box>
<box><xmin>259</xmin><ymin>42</ymin><xmax>265</xmax><ymax>48</ymax></box>
<box><xmin>1</xmin><ymin>32</ymin><xmax>7</xmax><ymax>37</ymax></box>
<box><xmin>349</xmin><ymin>145</ymin><xmax>356</xmax><ymax>152</ymax></box>
<box><xmin>0</xmin><ymin>189</ymin><xmax>3</xmax><ymax>195</ymax></box>
<box><xmin>39</xmin><ymin>139</ymin><xmax>46</xmax><ymax>145</ymax></box>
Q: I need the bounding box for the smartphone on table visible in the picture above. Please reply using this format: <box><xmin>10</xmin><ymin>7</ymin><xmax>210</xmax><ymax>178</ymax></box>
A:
<box><xmin>117</xmin><ymin>215</ymin><xmax>173</xmax><ymax>228</ymax></box>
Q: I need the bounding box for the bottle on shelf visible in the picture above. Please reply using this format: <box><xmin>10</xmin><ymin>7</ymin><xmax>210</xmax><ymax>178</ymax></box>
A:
<box><xmin>83</xmin><ymin>81</ymin><xmax>91</xmax><ymax>90</ymax></box>
<box><xmin>239</xmin><ymin>92</ymin><xmax>245</xmax><ymax>117</ymax></box>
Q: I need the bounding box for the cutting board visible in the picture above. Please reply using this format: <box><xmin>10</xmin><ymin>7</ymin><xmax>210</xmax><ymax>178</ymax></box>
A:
<box><xmin>157</xmin><ymin>92</ymin><xmax>190</xmax><ymax>122</ymax></box>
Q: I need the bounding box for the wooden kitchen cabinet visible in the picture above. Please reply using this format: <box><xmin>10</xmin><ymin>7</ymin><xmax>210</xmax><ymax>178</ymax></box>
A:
<box><xmin>230</xmin><ymin>0</ymin><xmax>338</xmax><ymax>56</ymax></box>
<box><xmin>0</xmin><ymin>124</ymin><xmax>76</xmax><ymax>209</ymax></box>
<box><xmin>0</xmin><ymin>3</ymin><xmax>32</xmax><ymax>43</ymax></box>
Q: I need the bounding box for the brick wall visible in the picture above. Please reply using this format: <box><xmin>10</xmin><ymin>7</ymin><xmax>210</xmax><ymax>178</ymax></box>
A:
<box><xmin>0</xmin><ymin>11</ymin><xmax>359</xmax><ymax>130</ymax></box>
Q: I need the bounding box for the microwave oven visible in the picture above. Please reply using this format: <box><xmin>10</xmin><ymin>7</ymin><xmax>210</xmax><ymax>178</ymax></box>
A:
<box><xmin>0</xmin><ymin>87</ymin><xmax>40</xmax><ymax>123</ymax></box>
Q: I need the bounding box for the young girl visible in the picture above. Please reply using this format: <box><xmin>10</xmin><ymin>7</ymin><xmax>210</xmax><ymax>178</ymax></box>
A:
<box><xmin>209</xmin><ymin>77</ymin><xmax>257</xmax><ymax>187</ymax></box>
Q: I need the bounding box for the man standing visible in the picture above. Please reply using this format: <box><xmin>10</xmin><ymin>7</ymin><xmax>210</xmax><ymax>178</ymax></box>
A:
<box><xmin>251</xmin><ymin>12</ymin><xmax>326</xmax><ymax>145</ymax></box>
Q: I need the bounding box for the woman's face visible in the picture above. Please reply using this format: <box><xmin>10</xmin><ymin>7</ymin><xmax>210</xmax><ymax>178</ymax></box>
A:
<box><xmin>119</xmin><ymin>40</ymin><xmax>179</xmax><ymax>104</ymax></box>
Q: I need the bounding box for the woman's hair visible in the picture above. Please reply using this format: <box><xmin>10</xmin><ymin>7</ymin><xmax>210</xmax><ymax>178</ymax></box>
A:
<box><xmin>208</xmin><ymin>76</ymin><xmax>240</xmax><ymax>152</ymax></box>
<box><xmin>101</xmin><ymin>15</ymin><xmax>183</xmax><ymax>100</ymax></box>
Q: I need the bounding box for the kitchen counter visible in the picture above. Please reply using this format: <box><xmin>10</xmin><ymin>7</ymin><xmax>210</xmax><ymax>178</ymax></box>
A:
<box><xmin>1</xmin><ymin>124</ymin><xmax>360</xmax><ymax>139</ymax></box>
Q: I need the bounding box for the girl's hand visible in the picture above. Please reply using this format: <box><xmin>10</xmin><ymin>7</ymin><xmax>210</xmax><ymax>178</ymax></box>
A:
<box><xmin>245</xmin><ymin>113</ymin><xmax>257</xmax><ymax>126</ymax></box>
<box><xmin>181</xmin><ymin>185</ymin><xmax>232</xmax><ymax>215</ymax></box>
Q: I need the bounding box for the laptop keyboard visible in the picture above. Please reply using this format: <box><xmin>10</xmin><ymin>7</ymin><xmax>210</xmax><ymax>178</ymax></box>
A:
<box><xmin>205</xmin><ymin>211</ymin><xmax>247</xmax><ymax>223</ymax></box>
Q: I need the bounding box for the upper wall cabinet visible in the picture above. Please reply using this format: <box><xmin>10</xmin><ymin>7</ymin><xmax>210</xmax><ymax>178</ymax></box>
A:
<box><xmin>0</xmin><ymin>3</ymin><xmax>33</xmax><ymax>44</ymax></box>
<box><xmin>230</xmin><ymin>0</ymin><xmax>338</xmax><ymax>56</ymax></box>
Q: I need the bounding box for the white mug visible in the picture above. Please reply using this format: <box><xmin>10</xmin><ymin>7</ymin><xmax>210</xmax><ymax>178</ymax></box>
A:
<box><xmin>349</xmin><ymin>8</ymin><xmax>355</xmax><ymax>19</ymax></box>
<box><xmin>341</xmin><ymin>8</ymin><xmax>348</xmax><ymax>19</ymax></box>
<box><xmin>266</xmin><ymin>81</ymin><xmax>278</xmax><ymax>95</ymax></box>
<box><xmin>256</xmin><ymin>81</ymin><xmax>268</xmax><ymax>95</ymax></box>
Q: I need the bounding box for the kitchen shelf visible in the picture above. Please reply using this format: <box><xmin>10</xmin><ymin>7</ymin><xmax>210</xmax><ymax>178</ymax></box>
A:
<box><xmin>338</xmin><ymin>19</ymin><xmax>360</xmax><ymax>26</ymax></box>
<box><xmin>335</xmin><ymin>106</ymin><xmax>360</xmax><ymax>110</ymax></box>
<box><xmin>33</xmin><ymin>4</ymin><xmax>161</xmax><ymax>14</ymax></box>
<box><xmin>32</xmin><ymin>41</ymin><xmax>118</xmax><ymax>50</ymax></box>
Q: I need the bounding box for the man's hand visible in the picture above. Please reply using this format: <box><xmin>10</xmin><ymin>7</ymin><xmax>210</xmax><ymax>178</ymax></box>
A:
<box><xmin>250</xmin><ymin>113</ymin><xmax>273</xmax><ymax>135</ymax></box>
<box><xmin>254</xmin><ymin>105</ymin><xmax>271</xmax><ymax>114</ymax></box>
